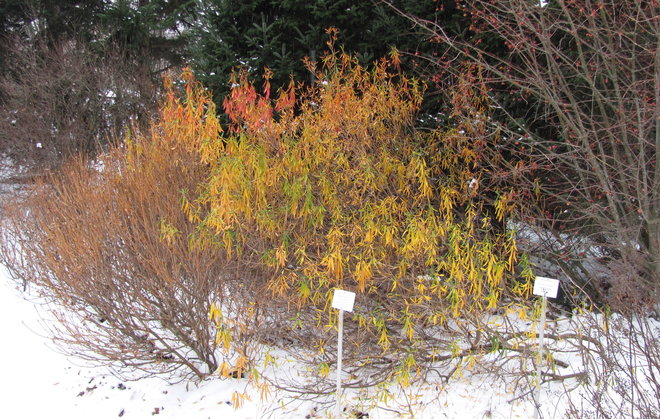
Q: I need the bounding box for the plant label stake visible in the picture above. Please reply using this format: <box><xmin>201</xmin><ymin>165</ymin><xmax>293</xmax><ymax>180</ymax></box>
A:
<box><xmin>532</xmin><ymin>276</ymin><xmax>559</xmax><ymax>419</ymax></box>
<box><xmin>332</xmin><ymin>289</ymin><xmax>355</xmax><ymax>418</ymax></box>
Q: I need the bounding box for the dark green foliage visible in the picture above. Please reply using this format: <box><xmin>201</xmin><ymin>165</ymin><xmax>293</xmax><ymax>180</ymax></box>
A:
<box><xmin>0</xmin><ymin>0</ymin><xmax>30</xmax><ymax>72</ymax></box>
<box><xmin>188</xmin><ymin>0</ymin><xmax>440</xmax><ymax>106</ymax></box>
<box><xmin>96</xmin><ymin>0</ymin><xmax>197</xmax><ymax>69</ymax></box>
<box><xmin>36</xmin><ymin>0</ymin><xmax>107</xmax><ymax>43</ymax></box>
<box><xmin>0</xmin><ymin>1</ymin><xmax>196</xmax><ymax>75</ymax></box>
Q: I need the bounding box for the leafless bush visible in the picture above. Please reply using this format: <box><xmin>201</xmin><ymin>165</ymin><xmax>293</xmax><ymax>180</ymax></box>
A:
<box><xmin>560</xmin><ymin>310</ymin><xmax>660</xmax><ymax>418</ymax></box>
<box><xmin>391</xmin><ymin>0</ymin><xmax>660</xmax><ymax>310</ymax></box>
<box><xmin>0</xmin><ymin>133</ymin><xmax>271</xmax><ymax>380</ymax></box>
<box><xmin>0</xmin><ymin>35</ymin><xmax>158</xmax><ymax>175</ymax></box>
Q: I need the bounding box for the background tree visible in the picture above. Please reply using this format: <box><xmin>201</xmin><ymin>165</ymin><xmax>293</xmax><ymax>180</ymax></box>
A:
<box><xmin>96</xmin><ymin>0</ymin><xmax>198</xmax><ymax>72</ymax></box>
<box><xmin>0</xmin><ymin>36</ymin><xmax>160</xmax><ymax>173</ymax></box>
<box><xmin>0</xmin><ymin>0</ymin><xmax>196</xmax><ymax>173</ymax></box>
<box><xmin>0</xmin><ymin>0</ymin><xmax>32</xmax><ymax>70</ymax></box>
<box><xmin>188</xmin><ymin>0</ymin><xmax>440</xmax><ymax>106</ymax></box>
<box><xmin>399</xmin><ymin>0</ymin><xmax>660</xmax><ymax>309</ymax></box>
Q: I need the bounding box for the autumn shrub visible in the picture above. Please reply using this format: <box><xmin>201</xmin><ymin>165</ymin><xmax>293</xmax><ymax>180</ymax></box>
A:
<box><xmin>169</xmin><ymin>40</ymin><xmax>536</xmax><ymax>390</ymax></box>
<box><xmin>1</xmin><ymin>44</ymin><xmax>538</xmax><ymax>392</ymax></box>
<box><xmin>0</xmin><ymin>98</ymin><xmax>262</xmax><ymax>380</ymax></box>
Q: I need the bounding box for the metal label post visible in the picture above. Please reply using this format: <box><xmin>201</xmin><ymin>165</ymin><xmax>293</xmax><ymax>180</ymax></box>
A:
<box><xmin>331</xmin><ymin>289</ymin><xmax>355</xmax><ymax>418</ymax></box>
<box><xmin>532</xmin><ymin>276</ymin><xmax>559</xmax><ymax>419</ymax></box>
<box><xmin>336</xmin><ymin>308</ymin><xmax>344</xmax><ymax>417</ymax></box>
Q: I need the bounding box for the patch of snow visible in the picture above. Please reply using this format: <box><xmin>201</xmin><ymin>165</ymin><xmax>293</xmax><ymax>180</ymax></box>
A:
<box><xmin>0</xmin><ymin>255</ymin><xmax>657</xmax><ymax>418</ymax></box>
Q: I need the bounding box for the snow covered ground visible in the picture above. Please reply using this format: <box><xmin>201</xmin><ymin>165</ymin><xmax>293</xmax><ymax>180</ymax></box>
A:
<box><xmin>0</xmin><ymin>264</ymin><xmax>548</xmax><ymax>419</ymax></box>
<box><xmin>0</xmin><ymin>268</ymin><xmax>264</xmax><ymax>419</ymax></box>
<box><xmin>2</xmin><ymin>261</ymin><xmax>656</xmax><ymax>418</ymax></box>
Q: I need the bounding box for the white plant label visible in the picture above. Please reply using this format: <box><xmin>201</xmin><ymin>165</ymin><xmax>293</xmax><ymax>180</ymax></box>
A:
<box><xmin>333</xmin><ymin>288</ymin><xmax>355</xmax><ymax>416</ymax></box>
<box><xmin>533</xmin><ymin>276</ymin><xmax>559</xmax><ymax>299</ymax></box>
<box><xmin>332</xmin><ymin>289</ymin><xmax>355</xmax><ymax>312</ymax></box>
